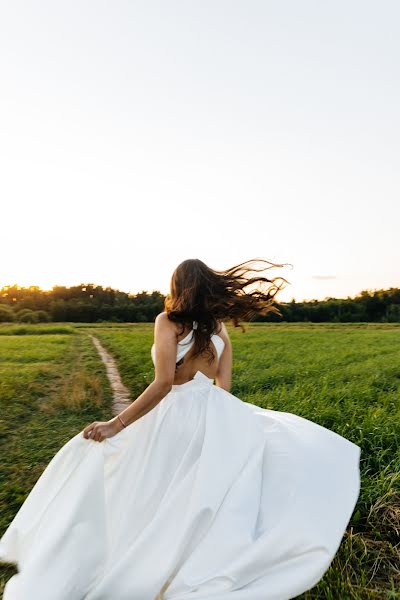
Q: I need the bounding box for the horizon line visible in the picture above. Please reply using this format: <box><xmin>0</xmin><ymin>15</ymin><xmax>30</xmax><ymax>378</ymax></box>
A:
<box><xmin>1</xmin><ymin>281</ymin><xmax>399</xmax><ymax>305</ymax></box>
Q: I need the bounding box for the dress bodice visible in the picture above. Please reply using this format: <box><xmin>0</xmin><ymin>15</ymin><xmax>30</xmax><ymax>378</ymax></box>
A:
<box><xmin>151</xmin><ymin>320</ymin><xmax>225</xmax><ymax>366</ymax></box>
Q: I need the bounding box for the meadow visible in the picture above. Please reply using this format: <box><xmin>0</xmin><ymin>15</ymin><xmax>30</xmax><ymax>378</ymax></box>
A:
<box><xmin>0</xmin><ymin>322</ymin><xmax>399</xmax><ymax>599</ymax></box>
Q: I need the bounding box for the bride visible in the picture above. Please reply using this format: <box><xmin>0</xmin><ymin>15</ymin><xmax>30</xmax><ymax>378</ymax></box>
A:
<box><xmin>0</xmin><ymin>258</ymin><xmax>361</xmax><ymax>600</ymax></box>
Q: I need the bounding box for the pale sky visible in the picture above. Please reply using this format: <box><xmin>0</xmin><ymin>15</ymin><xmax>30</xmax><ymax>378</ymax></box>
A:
<box><xmin>1</xmin><ymin>1</ymin><xmax>399</xmax><ymax>302</ymax></box>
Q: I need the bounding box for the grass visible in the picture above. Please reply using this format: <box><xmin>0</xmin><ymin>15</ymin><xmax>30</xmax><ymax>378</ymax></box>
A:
<box><xmin>0</xmin><ymin>327</ymin><xmax>113</xmax><ymax>596</ymax></box>
<box><xmin>0</xmin><ymin>322</ymin><xmax>399</xmax><ymax>598</ymax></box>
<box><xmin>0</xmin><ymin>323</ymin><xmax>75</xmax><ymax>336</ymax></box>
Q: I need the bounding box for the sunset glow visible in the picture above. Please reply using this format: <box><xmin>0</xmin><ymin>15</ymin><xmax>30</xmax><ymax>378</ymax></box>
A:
<box><xmin>1</xmin><ymin>2</ymin><xmax>398</xmax><ymax>302</ymax></box>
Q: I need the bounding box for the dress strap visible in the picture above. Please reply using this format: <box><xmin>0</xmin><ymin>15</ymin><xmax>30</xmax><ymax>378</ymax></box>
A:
<box><xmin>192</xmin><ymin>320</ymin><xmax>198</xmax><ymax>330</ymax></box>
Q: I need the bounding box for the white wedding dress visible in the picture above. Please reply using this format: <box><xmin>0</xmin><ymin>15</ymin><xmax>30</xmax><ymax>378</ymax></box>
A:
<box><xmin>0</xmin><ymin>322</ymin><xmax>361</xmax><ymax>600</ymax></box>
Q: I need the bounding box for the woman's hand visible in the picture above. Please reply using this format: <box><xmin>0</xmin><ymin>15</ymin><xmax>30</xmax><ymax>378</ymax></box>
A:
<box><xmin>83</xmin><ymin>416</ymin><xmax>124</xmax><ymax>442</ymax></box>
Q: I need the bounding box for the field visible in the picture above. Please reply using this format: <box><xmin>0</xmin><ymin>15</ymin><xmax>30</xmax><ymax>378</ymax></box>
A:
<box><xmin>0</xmin><ymin>322</ymin><xmax>399</xmax><ymax>599</ymax></box>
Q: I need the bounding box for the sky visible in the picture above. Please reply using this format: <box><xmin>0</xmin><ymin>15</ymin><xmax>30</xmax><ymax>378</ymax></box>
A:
<box><xmin>0</xmin><ymin>1</ymin><xmax>399</xmax><ymax>302</ymax></box>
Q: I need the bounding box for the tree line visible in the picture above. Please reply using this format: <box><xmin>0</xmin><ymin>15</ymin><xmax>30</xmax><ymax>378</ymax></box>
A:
<box><xmin>0</xmin><ymin>284</ymin><xmax>399</xmax><ymax>324</ymax></box>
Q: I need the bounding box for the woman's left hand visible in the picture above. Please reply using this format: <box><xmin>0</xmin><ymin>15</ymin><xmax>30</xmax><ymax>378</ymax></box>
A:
<box><xmin>83</xmin><ymin>417</ymin><xmax>123</xmax><ymax>442</ymax></box>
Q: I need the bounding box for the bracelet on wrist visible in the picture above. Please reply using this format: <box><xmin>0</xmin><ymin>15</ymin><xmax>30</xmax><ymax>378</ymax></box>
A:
<box><xmin>117</xmin><ymin>414</ymin><xmax>127</xmax><ymax>428</ymax></box>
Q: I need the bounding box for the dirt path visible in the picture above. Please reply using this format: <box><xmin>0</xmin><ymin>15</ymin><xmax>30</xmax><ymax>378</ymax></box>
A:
<box><xmin>89</xmin><ymin>334</ymin><xmax>132</xmax><ymax>414</ymax></box>
<box><xmin>90</xmin><ymin>334</ymin><xmax>171</xmax><ymax>598</ymax></box>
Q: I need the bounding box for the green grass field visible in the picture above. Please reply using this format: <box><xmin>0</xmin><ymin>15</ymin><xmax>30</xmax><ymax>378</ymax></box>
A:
<box><xmin>0</xmin><ymin>322</ymin><xmax>399</xmax><ymax>599</ymax></box>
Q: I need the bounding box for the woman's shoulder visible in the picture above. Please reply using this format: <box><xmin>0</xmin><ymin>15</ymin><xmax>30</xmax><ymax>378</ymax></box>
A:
<box><xmin>154</xmin><ymin>312</ymin><xmax>182</xmax><ymax>337</ymax></box>
<box><xmin>155</xmin><ymin>311</ymin><xmax>169</xmax><ymax>323</ymax></box>
<box><xmin>154</xmin><ymin>311</ymin><xmax>175</xmax><ymax>331</ymax></box>
<box><xmin>155</xmin><ymin>312</ymin><xmax>228</xmax><ymax>338</ymax></box>
<box><xmin>214</xmin><ymin>320</ymin><xmax>229</xmax><ymax>341</ymax></box>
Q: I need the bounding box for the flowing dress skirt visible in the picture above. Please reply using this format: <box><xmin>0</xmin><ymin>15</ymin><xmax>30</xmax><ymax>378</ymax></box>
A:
<box><xmin>0</xmin><ymin>370</ymin><xmax>361</xmax><ymax>600</ymax></box>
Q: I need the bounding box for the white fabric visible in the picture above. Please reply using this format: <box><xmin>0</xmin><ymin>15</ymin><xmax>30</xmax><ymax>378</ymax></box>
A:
<box><xmin>151</xmin><ymin>320</ymin><xmax>225</xmax><ymax>365</ymax></box>
<box><xmin>0</xmin><ymin>339</ymin><xmax>361</xmax><ymax>599</ymax></box>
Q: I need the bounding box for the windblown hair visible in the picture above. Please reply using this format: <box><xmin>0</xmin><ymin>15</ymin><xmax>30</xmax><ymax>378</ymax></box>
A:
<box><xmin>164</xmin><ymin>257</ymin><xmax>290</xmax><ymax>365</ymax></box>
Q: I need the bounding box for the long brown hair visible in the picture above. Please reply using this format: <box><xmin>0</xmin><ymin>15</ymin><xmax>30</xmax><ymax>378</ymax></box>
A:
<box><xmin>164</xmin><ymin>257</ymin><xmax>290</xmax><ymax>365</ymax></box>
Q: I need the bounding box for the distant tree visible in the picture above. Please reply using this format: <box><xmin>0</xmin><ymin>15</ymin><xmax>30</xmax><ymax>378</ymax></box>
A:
<box><xmin>1</xmin><ymin>283</ymin><xmax>399</xmax><ymax>323</ymax></box>
<box><xmin>387</xmin><ymin>303</ymin><xmax>400</xmax><ymax>322</ymax></box>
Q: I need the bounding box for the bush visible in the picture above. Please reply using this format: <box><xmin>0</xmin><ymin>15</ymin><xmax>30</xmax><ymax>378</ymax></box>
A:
<box><xmin>19</xmin><ymin>311</ymin><xmax>40</xmax><ymax>324</ymax></box>
<box><xmin>15</xmin><ymin>308</ymin><xmax>36</xmax><ymax>321</ymax></box>
<box><xmin>16</xmin><ymin>309</ymin><xmax>50</xmax><ymax>323</ymax></box>
<box><xmin>0</xmin><ymin>306</ymin><xmax>16</xmax><ymax>322</ymax></box>
<box><xmin>35</xmin><ymin>310</ymin><xmax>51</xmax><ymax>323</ymax></box>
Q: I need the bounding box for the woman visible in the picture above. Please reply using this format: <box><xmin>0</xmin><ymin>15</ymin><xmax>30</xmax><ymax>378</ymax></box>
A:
<box><xmin>0</xmin><ymin>258</ymin><xmax>361</xmax><ymax>600</ymax></box>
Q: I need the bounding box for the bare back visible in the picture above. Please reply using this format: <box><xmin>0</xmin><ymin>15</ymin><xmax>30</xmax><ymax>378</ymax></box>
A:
<box><xmin>173</xmin><ymin>320</ymin><xmax>232</xmax><ymax>390</ymax></box>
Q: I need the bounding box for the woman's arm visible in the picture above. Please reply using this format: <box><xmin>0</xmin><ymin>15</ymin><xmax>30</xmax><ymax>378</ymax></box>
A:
<box><xmin>83</xmin><ymin>313</ymin><xmax>177</xmax><ymax>441</ymax></box>
<box><xmin>114</xmin><ymin>312</ymin><xmax>177</xmax><ymax>427</ymax></box>
<box><xmin>215</xmin><ymin>322</ymin><xmax>232</xmax><ymax>392</ymax></box>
